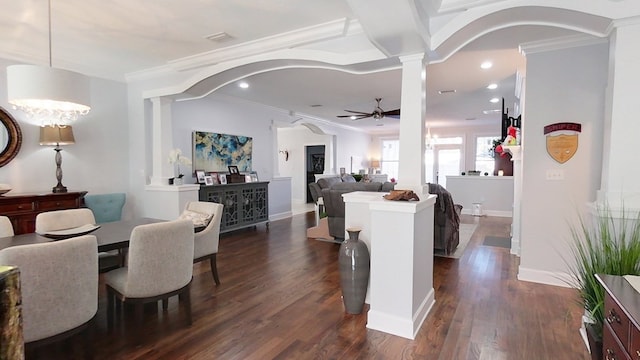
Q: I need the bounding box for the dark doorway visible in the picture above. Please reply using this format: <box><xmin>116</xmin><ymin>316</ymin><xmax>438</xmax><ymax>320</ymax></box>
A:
<box><xmin>305</xmin><ymin>145</ymin><xmax>325</xmax><ymax>203</ymax></box>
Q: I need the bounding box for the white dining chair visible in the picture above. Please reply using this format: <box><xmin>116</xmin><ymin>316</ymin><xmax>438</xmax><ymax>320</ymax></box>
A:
<box><xmin>0</xmin><ymin>235</ymin><xmax>98</xmax><ymax>356</ymax></box>
<box><xmin>0</xmin><ymin>215</ymin><xmax>14</xmax><ymax>237</ymax></box>
<box><xmin>104</xmin><ymin>219</ymin><xmax>195</xmax><ymax>333</ymax></box>
<box><xmin>35</xmin><ymin>208</ymin><xmax>96</xmax><ymax>234</ymax></box>
<box><xmin>183</xmin><ymin>201</ymin><xmax>224</xmax><ymax>285</ymax></box>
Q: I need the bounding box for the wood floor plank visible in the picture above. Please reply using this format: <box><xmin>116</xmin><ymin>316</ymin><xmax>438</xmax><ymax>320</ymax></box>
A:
<box><xmin>29</xmin><ymin>213</ymin><xmax>590</xmax><ymax>359</ymax></box>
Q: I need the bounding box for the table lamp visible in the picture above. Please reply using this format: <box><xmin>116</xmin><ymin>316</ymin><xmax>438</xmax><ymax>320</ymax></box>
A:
<box><xmin>39</xmin><ymin>125</ymin><xmax>75</xmax><ymax>193</ymax></box>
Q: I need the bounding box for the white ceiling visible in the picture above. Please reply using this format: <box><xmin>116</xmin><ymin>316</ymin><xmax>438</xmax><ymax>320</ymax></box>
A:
<box><xmin>0</xmin><ymin>1</ymin><xmax>590</xmax><ymax>133</ymax></box>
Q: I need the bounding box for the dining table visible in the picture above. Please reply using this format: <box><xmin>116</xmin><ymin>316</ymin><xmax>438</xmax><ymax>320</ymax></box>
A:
<box><xmin>0</xmin><ymin>218</ymin><xmax>165</xmax><ymax>252</ymax></box>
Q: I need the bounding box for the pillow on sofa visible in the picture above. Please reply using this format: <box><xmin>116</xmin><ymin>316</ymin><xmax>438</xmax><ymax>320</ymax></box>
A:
<box><xmin>179</xmin><ymin>209</ymin><xmax>213</xmax><ymax>228</ymax></box>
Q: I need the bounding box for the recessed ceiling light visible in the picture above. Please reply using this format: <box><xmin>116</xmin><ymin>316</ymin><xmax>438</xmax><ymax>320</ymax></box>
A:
<box><xmin>487</xmin><ymin>83</ymin><xmax>498</xmax><ymax>90</ymax></box>
<box><xmin>350</xmin><ymin>115</ymin><xmax>358</xmax><ymax>120</ymax></box>
<box><xmin>238</xmin><ymin>82</ymin><xmax>249</xmax><ymax>89</ymax></box>
<box><xmin>465</xmin><ymin>117</ymin><xmax>476</xmax><ymax>121</ymax></box>
<box><xmin>483</xmin><ymin>109</ymin><xmax>501</xmax><ymax>114</ymax></box>
<box><xmin>481</xmin><ymin>61</ymin><xmax>493</xmax><ymax>69</ymax></box>
<box><xmin>309</xmin><ymin>104</ymin><xmax>322</xmax><ymax>107</ymax></box>
<box><xmin>490</xmin><ymin>97</ymin><xmax>500</xmax><ymax>103</ymax></box>
<box><xmin>438</xmin><ymin>89</ymin><xmax>457</xmax><ymax>94</ymax></box>
<box><xmin>376</xmin><ymin>124</ymin><xmax>384</xmax><ymax>126</ymax></box>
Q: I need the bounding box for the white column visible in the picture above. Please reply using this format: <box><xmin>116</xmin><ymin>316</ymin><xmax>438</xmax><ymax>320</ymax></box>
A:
<box><xmin>149</xmin><ymin>97</ymin><xmax>175</xmax><ymax>186</ymax></box>
<box><xmin>144</xmin><ymin>96</ymin><xmax>199</xmax><ymax>220</ymax></box>
<box><xmin>598</xmin><ymin>20</ymin><xmax>640</xmax><ymax>209</ymax></box>
<box><xmin>397</xmin><ymin>53</ymin><xmax>427</xmax><ymax>194</ymax></box>
<box><xmin>344</xmin><ymin>191</ymin><xmax>437</xmax><ymax>340</ymax></box>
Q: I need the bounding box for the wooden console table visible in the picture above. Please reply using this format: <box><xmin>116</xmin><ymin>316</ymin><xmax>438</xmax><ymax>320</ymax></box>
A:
<box><xmin>596</xmin><ymin>274</ymin><xmax>640</xmax><ymax>360</ymax></box>
<box><xmin>0</xmin><ymin>191</ymin><xmax>87</xmax><ymax>234</ymax></box>
<box><xmin>199</xmin><ymin>182</ymin><xmax>269</xmax><ymax>233</ymax></box>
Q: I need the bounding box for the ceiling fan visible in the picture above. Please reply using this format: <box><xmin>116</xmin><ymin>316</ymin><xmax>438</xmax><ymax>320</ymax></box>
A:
<box><xmin>337</xmin><ymin>98</ymin><xmax>400</xmax><ymax>121</ymax></box>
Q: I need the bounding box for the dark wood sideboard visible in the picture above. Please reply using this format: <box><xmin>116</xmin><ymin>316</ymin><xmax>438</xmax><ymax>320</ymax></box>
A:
<box><xmin>199</xmin><ymin>182</ymin><xmax>269</xmax><ymax>233</ymax></box>
<box><xmin>0</xmin><ymin>191</ymin><xmax>87</xmax><ymax>234</ymax></box>
<box><xmin>596</xmin><ymin>274</ymin><xmax>640</xmax><ymax>360</ymax></box>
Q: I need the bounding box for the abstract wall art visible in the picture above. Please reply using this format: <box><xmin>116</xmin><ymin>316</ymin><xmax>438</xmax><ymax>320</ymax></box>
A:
<box><xmin>192</xmin><ymin>131</ymin><xmax>253</xmax><ymax>172</ymax></box>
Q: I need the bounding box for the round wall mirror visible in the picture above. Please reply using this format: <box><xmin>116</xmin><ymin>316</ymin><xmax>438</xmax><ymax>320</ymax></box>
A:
<box><xmin>0</xmin><ymin>107</ymin><xmax>22</xmax><ymax>167</ymax></box>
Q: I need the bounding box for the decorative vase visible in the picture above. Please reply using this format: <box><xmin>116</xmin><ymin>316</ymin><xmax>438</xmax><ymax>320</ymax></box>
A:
<box><xmin>338</xmin><ymin>228</ymin><xmax>370</xmax><ymax>314</ymax></box>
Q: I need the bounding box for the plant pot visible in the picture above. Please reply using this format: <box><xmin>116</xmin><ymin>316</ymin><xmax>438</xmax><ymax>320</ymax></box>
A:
<box><xmin>585</xmin><ymin>322</ymin><xmax>603</xmax><ymax>360</ymax></box>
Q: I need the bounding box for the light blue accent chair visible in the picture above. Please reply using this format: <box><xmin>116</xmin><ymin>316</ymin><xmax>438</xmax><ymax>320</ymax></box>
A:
<box><xmin>84</xmin><ymin>193</ymin><xmax>126</xmax><ymax>223</ymax></box>
<box><xmin>84</xmin><ymin>193</ymin><xmax>126</xmax><ymax>272</ymax></box>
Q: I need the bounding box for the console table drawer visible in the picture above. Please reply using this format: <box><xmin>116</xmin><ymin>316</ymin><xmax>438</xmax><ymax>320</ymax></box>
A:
<box><xmin>606</xmin><ymin>294</ymin><xmax>631</xmax><ymax>347</ymax></box>
<box><xmin>604</xmin><ymin>323</ymin><xmax>631</xmax><ymax>360</ymax></box>
<box><xmin>630</xmin><ymin>326</ymin><xmax>640</xmax><ymax>360</ymax></box>
<box><xmin>38</xmin><ymin>199</ymin><xmax>79</xmax><ymax>211</ymax></box>
<box><xmin>0</xmin><ymin>201</ymin><xmax>34</xmax><ymax>214</ymax></box>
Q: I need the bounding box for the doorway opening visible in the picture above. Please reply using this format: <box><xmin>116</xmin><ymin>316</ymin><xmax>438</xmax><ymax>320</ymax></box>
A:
<box><xmin>305</xmin><ymin>145</ymin><xmax>325</xmax><ymax>203</ymax></box>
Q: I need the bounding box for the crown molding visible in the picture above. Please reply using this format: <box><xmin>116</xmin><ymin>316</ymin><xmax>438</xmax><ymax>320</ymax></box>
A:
<box><xmin>519</xmin><ymin>34</ymin><xmax>607</xmax><ymax>56</ymax></box>
<box><xmin>605</xmin><ymin>15</ymin><xmax>640</xmax><ymax>35</ymax></box>
<box><xmin>168</xmin><ymin>18</ymin><xmax>353</xmax><ymax>72</ymax></box>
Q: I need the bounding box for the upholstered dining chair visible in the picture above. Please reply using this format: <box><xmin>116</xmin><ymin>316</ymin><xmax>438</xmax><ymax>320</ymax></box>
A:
<box><xmin>35</xmin><ymin>208</ymin><xmax>96</xmax><ymax>234</ymax></box>
<box><xmin>0</xmin><ymin>215</ymin><xmax>14</xmax><ymax>237</ymax></box>
<box><xmin>0</xmin><ymin>235</ymin><xmax>98</xmax><ymax>356</ymax></box>
<box><xmin>103</xmin><ymin>219</ymin><xmax>195</xmax><ymax>333</ymax></box>
<box><xmin>84</xmin><ymin>193</ymin><xmax>126</xmax><ymax>223</ymax></box>
<box><xmin>183</xmin><ymin>201</ymin><xmax>224</xmax><ymax>285</ymax></box>
<box><xmin>35</xmin><ymin>208</ymin><xmax>120</xmax><ymax>272</ymax></box>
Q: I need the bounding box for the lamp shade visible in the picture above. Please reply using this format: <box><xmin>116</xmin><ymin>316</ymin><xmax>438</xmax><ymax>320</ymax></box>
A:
<box><xmin>370</xmin><ymin>160</ymin><xmax>380</xmax><ymax>168</ymax></box>
<box><xmin>7</xmin><ymin>65</ymin><xmax>90</xmax><ymax>125</ymax></box>
<box><xmin>39</xmin><ymin>125</ymin><xmax>75</xmax><ymax>146</ymax></box>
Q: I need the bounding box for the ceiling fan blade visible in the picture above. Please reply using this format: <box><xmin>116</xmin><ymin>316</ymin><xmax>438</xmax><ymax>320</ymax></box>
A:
<box><xmin>337</xmin><ymin>115</ymin><xmax>356</xmax><ymax>118</ymax></box>
<box><xmin>382</xmin><ymin>109</ymin><xmax>400</xmax><ymax>116</ymax></box>
<box><xmin>344</xmin><ymin>110</ymin><xmax>372</xmax><ymax>115</ymax></box>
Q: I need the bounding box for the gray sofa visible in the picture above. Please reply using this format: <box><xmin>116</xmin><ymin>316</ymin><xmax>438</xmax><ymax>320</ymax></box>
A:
<box><xmin>428</xmin><ymin>183</ymin><xmax>463</xmax><ymax>255</ymax></box>
<box><xmin>322</xmin><ymin>181</ymin><xmax>395</xmax><ymax>239</ymax></box>
<box><xmin>308</xmin><ymin>175</ymin><xmax>357</xmax><ymax>204</ymax></box>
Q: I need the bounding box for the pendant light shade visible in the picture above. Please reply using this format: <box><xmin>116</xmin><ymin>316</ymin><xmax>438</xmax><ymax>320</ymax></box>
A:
<box><xmin>7</xmin><ymin>65</ymin><xmax>91</xmax><ymax>126</ymax></box>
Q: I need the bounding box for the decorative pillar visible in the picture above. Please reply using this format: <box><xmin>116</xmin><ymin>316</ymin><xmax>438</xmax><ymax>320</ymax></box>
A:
<box><xmin>397</xmin><ymin>53</ymin><xmax>427</xmax><ymax>194</ymax></box>
<box><xmin>149</xmin><ymin>96</ymin><xmax>175</xmax><ymax>186</ymax></box>
<box><xmin>597</xmin><ymin>20</ymin><xmax>640</xmax><ymax>210</ymax></box>
<box><xmin>144</xmin><ymin>96</ymin><xmax>199</xmax><ymax>220</ymax></box>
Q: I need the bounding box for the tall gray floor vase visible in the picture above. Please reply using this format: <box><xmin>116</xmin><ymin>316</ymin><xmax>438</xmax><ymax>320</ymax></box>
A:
<box><xmin>339</xmin><ymin>228</ymin><xmax>370</xmax><ymax>314</ymax></box>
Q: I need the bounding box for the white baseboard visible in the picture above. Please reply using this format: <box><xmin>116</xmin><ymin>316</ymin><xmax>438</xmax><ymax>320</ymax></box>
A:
<box><xmin>517</xmin><ymin>267</ymin><xmax>574</xmax><ymax>288</ymax></box>
<box><xmin>269</xmin><ymin>211</ymin><xmax>292</xmax><ymax>221</ymax></box>
<box><xmin>460</xmin><ymin>209</ymin><xmax>512</xmax><ymax>217</ymax></box>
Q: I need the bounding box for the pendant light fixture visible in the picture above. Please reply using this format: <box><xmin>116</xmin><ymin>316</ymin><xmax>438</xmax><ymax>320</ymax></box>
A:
<box><xmin>6</xmin><ymin>0</ymin><xmax>90</xmax><ymax>127</ymax></box>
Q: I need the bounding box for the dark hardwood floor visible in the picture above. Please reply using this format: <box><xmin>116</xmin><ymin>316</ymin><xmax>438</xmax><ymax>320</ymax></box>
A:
<box><xmin>34</xmin><ymin>213</ymin><xmax>590</xmax><ymax>359</ymax></box>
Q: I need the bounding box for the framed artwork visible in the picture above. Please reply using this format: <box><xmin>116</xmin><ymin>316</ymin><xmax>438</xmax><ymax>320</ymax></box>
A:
<box><xmin>193</xmin><ymin>131</ymin><xmax>253</xmax><ymax>172</ymax></box>
<box><xmin>228</xmin><ymin>165</ymin><xmax>239</xmax><ymax>174</ymax></box>
<box><xmin>219</xmin><ymin>173</ymin><xmax>227</xmax><ymax>185</ymax></box>
<box><xmin>195</xmin><ymin>170</ymin><xmax>206</xmax><ymax>184</ymax></box>
<box><xmin>250</xmin><ymin>172</ymin><xmax>259</xmax><ymax>182</ymax></box>
<box><xmin>204</xmin><ymin>175</ymin><xmax>214</xmax><ymax>186</ymax></box>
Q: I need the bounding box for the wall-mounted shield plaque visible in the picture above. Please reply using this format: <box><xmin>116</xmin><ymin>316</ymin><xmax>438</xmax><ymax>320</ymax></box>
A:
<box><xmin>543</xmin><ymin>122</ymin><xmax>581</xmax><ymax>164</ymax></box>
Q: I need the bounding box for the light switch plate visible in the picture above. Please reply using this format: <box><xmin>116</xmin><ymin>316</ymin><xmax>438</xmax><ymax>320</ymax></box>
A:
<box><xmin>546</xmin><ymin>169</ymin><xmax>564</xmax><ymax>180</ymax></box>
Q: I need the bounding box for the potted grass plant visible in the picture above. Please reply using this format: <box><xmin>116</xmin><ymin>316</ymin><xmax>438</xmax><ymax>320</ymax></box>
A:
<box><xmin>564</xmin><ymin>204</ymin><xmax>640</xmax><ymax>360</ymax></box>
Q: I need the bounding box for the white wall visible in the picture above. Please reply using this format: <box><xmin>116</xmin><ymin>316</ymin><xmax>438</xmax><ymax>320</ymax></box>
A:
<box><xmin>278</xmin><ymin>123</ymin><xmax>370</xmax><ymax>204</ymax></box>
<box><xmin>0</xmin><ymin>59</ymin><xmax>131</xmax><ymax>215</ymax></box>
<box><xmin>518</xmin><ymin>43</ymin><xmax>608</xmax><ymax>285</ymax></box>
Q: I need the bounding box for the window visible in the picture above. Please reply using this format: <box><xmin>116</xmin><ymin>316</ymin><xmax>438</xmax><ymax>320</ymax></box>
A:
<box><xmin>380</xmin><ymin>139</ymin><xmax>399</xmax><ymax>181</ymax></box>
<box><xmin>475</xmin><ymin>136</ymin><xmax>499</xmax><ymax>175</ymax></box>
